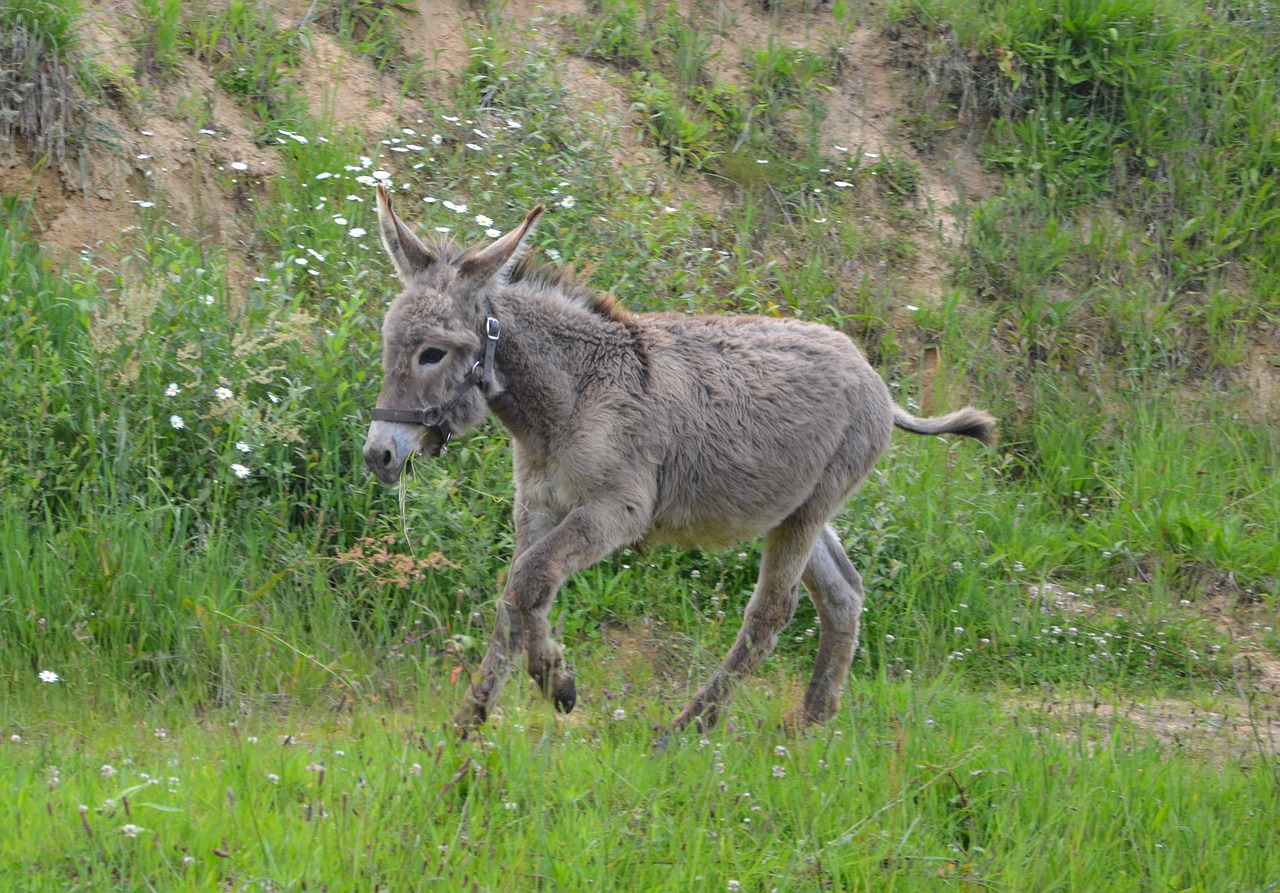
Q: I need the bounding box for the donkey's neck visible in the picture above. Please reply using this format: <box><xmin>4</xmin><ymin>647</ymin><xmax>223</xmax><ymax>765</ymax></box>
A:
<box><xmin>485</xmin><ymin>288</ymin><xmax>640</xmax><ymax>454</ymax></box>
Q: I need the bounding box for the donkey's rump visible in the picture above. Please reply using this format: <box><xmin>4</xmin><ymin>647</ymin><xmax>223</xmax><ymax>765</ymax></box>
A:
<box><xmin>639</xmin><ymin>313</ymin><xmax>895</xmax><ymax>548</ymax></box>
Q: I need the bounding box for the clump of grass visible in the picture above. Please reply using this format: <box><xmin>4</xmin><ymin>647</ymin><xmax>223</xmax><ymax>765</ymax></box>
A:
<box><xmin>0</xmin><ymin>0</ymin><xmax>91</xmax><ymax>171</ymax></box>
<box><xmin>661</xmin><ymin>3</ymin><xmax>717</xmax><ymax>92</ymax></box>
<box><xmin>631</xmin><ymin>70</ymin><xmax>723</xmax><ymax>171</ymax></box>
<box><xmin>819</xmin><ymin>0</ymin><xmax>857</xmax><ymax>79</ymax></box>
<box><xmin>571</xmin><ymin>0</ymin><xmax>654</xmax><ymax>69</ymax></box>
<box><xmin>183</xmin><ymin>0</ymin><xmax>307</xmax><ymax>119</ymax></box>
<box><xmin>744</xmin><ymin>36</ymin><xmax>831</xmax><ymax>125</ymax></box>
<box><xmin>314</xmin><ymin>0</ymin><xmax>409</xmax><ymax>72</ymax></box>
<box><xmin>134</xmin><ymin>0</ymin><xmax>183</xmax><ymax>81</ymax></box>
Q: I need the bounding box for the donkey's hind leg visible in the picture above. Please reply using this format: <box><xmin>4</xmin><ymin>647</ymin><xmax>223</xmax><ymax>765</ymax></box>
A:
<box><xmin>671</xmin><ymin>518</ymin><xmax>824</xmax><ymax>734</ymax></box>
<box><xmin>789</xmin><ymin>525</ymin><xmax>864</xmax><ymax>726</ymax></box>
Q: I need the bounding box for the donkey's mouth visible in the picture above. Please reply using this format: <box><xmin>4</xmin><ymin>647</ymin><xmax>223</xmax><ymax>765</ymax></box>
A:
<box><xmin>420</xmin><ymin>435</ymin><xmax>448</xmax><ymax>459</ymax></box>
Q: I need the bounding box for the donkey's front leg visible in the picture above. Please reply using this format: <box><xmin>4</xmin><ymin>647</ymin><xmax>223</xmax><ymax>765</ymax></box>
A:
<box><xmin>455</xmin><ymin>499</ymin><xmax>641</xmax><ymax>732</ymax></box>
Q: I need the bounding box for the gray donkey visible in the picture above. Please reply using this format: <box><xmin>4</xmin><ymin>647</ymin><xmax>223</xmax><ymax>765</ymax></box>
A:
<box><xmin>362</xmin><ymin>185</ymin><xmax>995</xmax><ymax>735</ymax></box>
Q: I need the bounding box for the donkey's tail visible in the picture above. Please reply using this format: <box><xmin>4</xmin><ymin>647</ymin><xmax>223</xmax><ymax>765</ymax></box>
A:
<box><xmin>892</xmin><ymin>405</ymin><xmax>997</xmax><ymax>447</ymax></box>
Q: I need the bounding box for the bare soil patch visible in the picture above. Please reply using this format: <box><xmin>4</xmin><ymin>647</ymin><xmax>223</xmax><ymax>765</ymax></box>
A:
<box><xmin>383</xmin><ymin>0</ymin><xmax>471</xmax><ymax>104</ymax></box>
<box><xmin>824</xmin><ymin>26</ymin><xmax>997</xmax><ymax>308</ymax></box>
<box><xmin>8</xmin><ymin>0</ymin><xmax>286</xmax><ymax>265</ymax></box>
<box><xmin>291</xmin><ymin>30</ymin><xmax>399</xmax><ymax>132</ymax></box>
<box><xmin>1010</xmin><ymin>693</ymin><xmax>1279</xmax><ymax>761</ymax></box>
<box><xmin>1242</xmin><ymin>327</ymin><xmax>1280</xmax><ymax>423</ymax></box>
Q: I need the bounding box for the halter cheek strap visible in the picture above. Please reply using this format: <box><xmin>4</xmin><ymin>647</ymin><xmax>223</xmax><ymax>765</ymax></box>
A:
<box><xmin>369</xmin><ymin>303</ymin><xmax>501</xmax><ymax>452</ymax></box>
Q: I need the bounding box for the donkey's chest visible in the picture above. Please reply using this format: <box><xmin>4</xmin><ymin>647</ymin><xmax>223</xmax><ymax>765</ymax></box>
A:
<box><xmin>511</xmin><ymin>447</ymin><xmax>609</xmax><ymax>519</ymax></box>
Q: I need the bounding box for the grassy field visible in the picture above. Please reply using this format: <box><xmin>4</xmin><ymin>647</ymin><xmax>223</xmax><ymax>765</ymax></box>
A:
<box><xmin>6</xmin><ymin>677</ymin><xmax>1279</xmax><ymax>891</ymax></box>
<box><xmin>3</xmin><ymin>0</ymin><xmax>1279</xmax><ymax>887</ymax></box>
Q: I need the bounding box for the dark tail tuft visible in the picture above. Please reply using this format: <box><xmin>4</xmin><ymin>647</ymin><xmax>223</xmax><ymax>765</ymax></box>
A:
<box><xmin>892</xmin><ymin>405</ymin><xmax>997</xmax><ymax>447</ymax></box>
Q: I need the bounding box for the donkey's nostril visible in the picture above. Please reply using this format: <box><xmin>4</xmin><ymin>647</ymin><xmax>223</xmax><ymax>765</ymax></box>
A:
<box><xmin>380</xmin><ymin>449</ymin><xmax>393</xmax><ymax>468</ymax></box>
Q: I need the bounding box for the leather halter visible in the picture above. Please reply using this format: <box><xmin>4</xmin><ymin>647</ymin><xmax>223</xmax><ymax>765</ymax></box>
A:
<box><xmin>369</xmin><ymin>302</ymin><xmax>501</xmax><ymax>454</ymax></box>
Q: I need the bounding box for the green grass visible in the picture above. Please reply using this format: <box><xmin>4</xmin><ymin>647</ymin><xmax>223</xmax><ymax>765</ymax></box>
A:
<box><xmin>135</xmin><ymin>0</ymin><xmax>184</xmax><ymax>80</ymax></box>
<box><xmin>2</xmin><ymin>0</ymin><xmax>1279</xmax><ymax>887</ymax></box>
<box><xmin>4</xmin><ymin>676</ymin><xmax>1277</xmax><ymax>891</ymax></box>
<box><xmin>896</xmin><ymin>0</ymin><xmax>1280</xmax><ymax>306</ymax></box>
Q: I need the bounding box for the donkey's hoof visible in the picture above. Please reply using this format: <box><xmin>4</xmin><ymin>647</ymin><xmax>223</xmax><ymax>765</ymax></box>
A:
<box><xmin>453</xmin><ymin>697</ymin><xmax>488</xmax><ymax>737</ymax></box>
<box><xmin>553</xmin><ymin>674</ymin><xmax>577</xmax><ymax>714</ymax></box>
<box><xmin>453</xmin><ymin>716</ymin><xmax>482</xmax><ymax>739</ymax></box>
<box><xmin>779</xmin><ymin>708</ymin><xmax>810</xmax><ymax>736</ymax></box>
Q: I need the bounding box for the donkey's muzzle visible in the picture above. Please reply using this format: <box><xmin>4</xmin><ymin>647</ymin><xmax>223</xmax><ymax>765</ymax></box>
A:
<box><xmin>364</xmin><ymin>420</ymin><xmax>437</xmax><ymax>484</ymax></box>
<box><xmin>363</xmin><ymin>439</ymin><xmax>404</xmax><ymax>485</ymax></box>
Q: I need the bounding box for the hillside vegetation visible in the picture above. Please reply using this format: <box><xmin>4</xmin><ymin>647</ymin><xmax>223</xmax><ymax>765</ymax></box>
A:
<box><xmin>2</xmin><ymin>0</ymin><xmax>1278</xmax><ymax>888</ymax></box>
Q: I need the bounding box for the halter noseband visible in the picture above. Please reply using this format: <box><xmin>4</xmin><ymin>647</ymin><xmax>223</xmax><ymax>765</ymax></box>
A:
<box><xmin>368</xmin><ymin>303</ymin><xmax>501</xmax><ymax>454</ymax></box>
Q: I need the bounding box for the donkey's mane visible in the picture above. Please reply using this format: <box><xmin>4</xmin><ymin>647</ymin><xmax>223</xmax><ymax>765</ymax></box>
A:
<box><xmin>508</xmin><ymin>254</ymin><xmax>628</xmax><ymax>322</ymax></box>
<box><xmin>426</xmin><ymin>234</ymin><xmax>626</xmax><ymax>322</ymax></box>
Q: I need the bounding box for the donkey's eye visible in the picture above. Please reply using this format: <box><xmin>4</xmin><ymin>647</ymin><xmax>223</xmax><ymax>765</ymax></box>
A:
<box><xmin>418</xmin><ymin>347</ymin><xmax>447</xmax><ymax>366</ymax></box>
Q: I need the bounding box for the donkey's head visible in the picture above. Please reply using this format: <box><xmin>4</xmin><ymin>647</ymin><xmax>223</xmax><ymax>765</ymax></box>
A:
<box><xmin>363</xmin><ymin>185</ymin><xmax>545</xmax><ymax>484</ymax></box>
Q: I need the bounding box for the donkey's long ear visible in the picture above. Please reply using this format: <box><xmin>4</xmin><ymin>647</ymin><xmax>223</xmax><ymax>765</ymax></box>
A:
<box><xmin>457</xmin><ymin>205</ymin><xmax>546</xmax><ymax>288</ymax></box>
<box><xmin>376</xmin><ymin>184</ymin><xmax>436</xmax><ymax>283</ymax></box>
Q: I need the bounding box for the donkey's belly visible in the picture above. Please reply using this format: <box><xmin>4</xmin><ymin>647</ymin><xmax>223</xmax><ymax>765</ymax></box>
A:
<box><xmin>642</xmin><ymin>498</ymin><xmax>798</xmax><ymax>550</ymax></box>
<box><xmin>641</xmin><ymin>520</ymin><xmax>774</xmax><ymax>550</ymax></box>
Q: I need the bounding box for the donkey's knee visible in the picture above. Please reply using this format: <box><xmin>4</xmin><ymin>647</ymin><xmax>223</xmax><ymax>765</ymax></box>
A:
<box><xmin>507</xmin><ymin>550</ymin><xmax>559</xmax><ymax>613</ymax></box>
<box><xmin>740</xmin><ymin>583</ymin><xmax>801</xmax><ymax>653</ymax></box>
